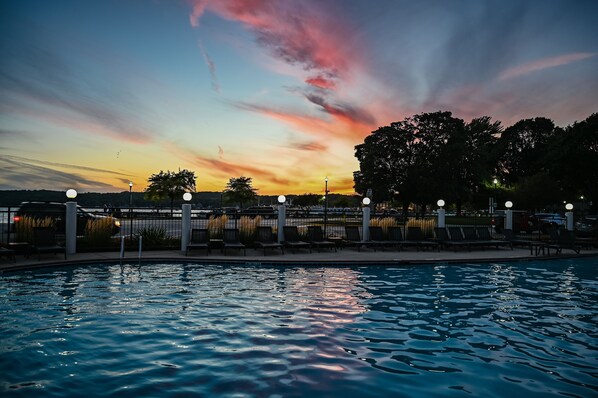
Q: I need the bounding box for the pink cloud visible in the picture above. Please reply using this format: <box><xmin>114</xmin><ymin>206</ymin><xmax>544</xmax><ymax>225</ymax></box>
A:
<box><xmin>499</xmin><ymin>52</ymin><xmax>596</xmax><ymax>80</ymax></box>
<box><xmin>188</xmin><ymin>0</ymin><xmax>361</xmax><ymax>89</ymax></box>
<box><xmin>232</xmin><ymin>101</ymin><xmax>373</xmax><ymax>142</ymax></box>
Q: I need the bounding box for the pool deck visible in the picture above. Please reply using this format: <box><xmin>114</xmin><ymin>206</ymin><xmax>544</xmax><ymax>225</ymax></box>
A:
<box><xmin>1</xmin><ymin>244</ymin><xmax>597</xmax><ymax>272</ymax></box>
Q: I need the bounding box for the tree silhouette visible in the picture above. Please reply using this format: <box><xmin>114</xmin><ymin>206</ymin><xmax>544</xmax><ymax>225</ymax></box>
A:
<box><xmin>145</xmin><ymin>169</ymin><xmax>196</xmax><ymax>213</ymax></box>
<box><xmin>223</xmin><ymin>176</ymin><xmax>257</xmax><ymax>209</ymax></box>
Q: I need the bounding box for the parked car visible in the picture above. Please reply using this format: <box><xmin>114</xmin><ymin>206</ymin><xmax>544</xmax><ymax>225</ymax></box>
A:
<box><xmin>239</xmin><ymin>206</ymin><xmax>276</xmax><ymax>219</ymax></box>
<box><xmin>491</xmin><ymin>210</ymin><xmax>534</xmax><ymax>233</ymax></box>
<box><xmin>532</xmin><ymin>213</ymin><xmax>566</xmax><ymax>233</ymax></box>
<box><xmin>14</xmin><ymin>202</ymin><xmax>121</xmax><ymax>235</ymax></box>
<box><xmin>575</xmin><ymin>215</ymin><xmax>598</xmax><ymax>238</ymax></box>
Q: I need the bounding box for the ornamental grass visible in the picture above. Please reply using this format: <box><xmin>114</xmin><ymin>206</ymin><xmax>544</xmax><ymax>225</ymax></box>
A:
<box><xmin>15</xmin><ymin>216</ymin><xmax>54</xmax><ymax>242</ymax></box>
<box><xmin>406</xmin><ymin>217</ymin><xmax>437</xmax><ymax>238</ymax></box>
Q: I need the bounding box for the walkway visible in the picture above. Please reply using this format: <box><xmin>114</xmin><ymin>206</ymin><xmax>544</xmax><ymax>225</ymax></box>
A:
<box><xmin>2</xmin><ymin>245</ymin><xmax>596</xmax><ymax>272</ymax></box>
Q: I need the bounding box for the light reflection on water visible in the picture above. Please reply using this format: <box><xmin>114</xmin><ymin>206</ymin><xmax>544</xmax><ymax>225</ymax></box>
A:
<box><xmin>0</xmin><ymin>259</ymin><xmax>597</xmax><ymax>397</ymax></box>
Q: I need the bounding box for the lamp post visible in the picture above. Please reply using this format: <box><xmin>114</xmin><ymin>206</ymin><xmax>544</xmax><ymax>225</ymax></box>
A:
<box><xmin>362</xmin><ymin>197</ymin><xmax>371</xmax><ymax>242</ymax></box>
<box><xmin>277</xmin><ymin>195</ymin><xmax>286</xmax><ymax>243</ymax></box>
<box><xmin>324</xmin><ymin>177</ymin><xmax>329</xmax><ymax>237</ymax></box>
<box><xmin>565</xmin><ymin>203</ymin><xmax>574</xmax><ymax>231</ymax></box>
<box><xmin>65</xmin><ymin>189</ymin><xmax>77</xmax><ymax>255</ymax></box>
<box><xmin>505</xmin><ymin>200</ymin><xmax>513</xmax><ymax>231</ymax></box>
<box><xmin>181</xmin><ymin>193</ymin><xmax>192</xmax><ymax>252</ymax></box>
<box><xmin>437</xmin><ymin>199</ymin><xmax>446</xmax><ymax>228</ymax></box>
<box><xmin>490</xmin><ymin>178</ymin><xmax>498</xmax><ymax>215</ymax></box>
<box><xmin>129</xmin><ymin>182</ymin><xmax>133</xmax><ymax>242</ymax></box>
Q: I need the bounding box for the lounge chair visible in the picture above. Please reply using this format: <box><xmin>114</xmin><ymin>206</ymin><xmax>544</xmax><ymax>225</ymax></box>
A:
<box><xmin>32</xmin><ymin>227</ymin><xmax>66</xmax><ymax>260</ymax></box>
<box><xmin>548</xmin><ymin>229</ymin><xmax>580</xmax><ymax>255</ymax></box>
<box><xmin>368</xmin><ymin>226</ymin><xmax>393</xmax><ymax>250</ymax></box>
<box><xmin>255</xmin><ymin>226</ymin><xmax>284</xmax><ymax>255</ymax></box>
<box><xmin>503</xmin><ymin>229</ymin><xmax>546</xmax><ymax>255</ymax></box>
<box><xmin>434</xmin><ymin>227</ymin><xmax>469</xmax><ymax>251</ymax></box>
<box><xmin>0</xmin><ymin>246</ymin><xmax>16</xmax><ymax>262</ymax></box>
<box><xmin>462</xmin><ymin>226</ymin><xmax>504</xmax><ymax>249</ymax></box>
<box><xmin>307</xmin><ymin>226</ymin><xmax>336</xmax><ymax>252</ymax></box>
<box><xmin>406</xmin><ymin>226</ymin><xmax>440</xmax><ymax>251</ymax></box>
<box><xmin>223</xmin><ymin>228</ymin><xmax>246</xmax><ymax>256</ymax></box>
<box><xmin>344</xmin><ymin>226</ymin><xmax>369</xmax><ymax>251</ymax></box>
<box><xmin>186</xmin><ymin>228</ymin><xmax>210</xmax><ymax>256</ymax></box>
<box><xmin>476</xmin><ymin>227</ymin><xmax>513</xmax><ymax>250</ymax></box>
<box><xmin>282</xmin><ymin>226</ymin><xmax>312</xmax><ymax>253</ymax></box>
<box><xmin>386</xmin><ymin>226</ymin><xmax>405</xmax><ymax>250</ymax></box>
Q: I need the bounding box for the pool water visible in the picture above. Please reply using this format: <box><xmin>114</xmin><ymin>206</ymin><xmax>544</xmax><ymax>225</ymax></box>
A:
<box><xmin>1</xmin><ymin>259</ymin><xmax>597</xmax><ymax>397</ymax></box>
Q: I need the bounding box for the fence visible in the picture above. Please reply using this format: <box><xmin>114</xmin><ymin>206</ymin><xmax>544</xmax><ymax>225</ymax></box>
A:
<box><xmin>0</xmin><ymin>205</ymin><xmax>524</xmax><ymax>251</ymax></box>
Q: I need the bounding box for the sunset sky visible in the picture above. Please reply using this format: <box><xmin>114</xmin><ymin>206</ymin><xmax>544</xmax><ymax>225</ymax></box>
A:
<box><xmin>1</xmin><ymin>0</ymin><xmax>597</xmax><ymax>195</ymax></box>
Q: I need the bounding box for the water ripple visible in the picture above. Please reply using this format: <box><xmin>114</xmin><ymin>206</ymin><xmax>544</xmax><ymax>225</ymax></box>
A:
<box><xmin>0</xmin><ymin>259</ymin><xmax>597</xmax><ymax>397</ymax></box>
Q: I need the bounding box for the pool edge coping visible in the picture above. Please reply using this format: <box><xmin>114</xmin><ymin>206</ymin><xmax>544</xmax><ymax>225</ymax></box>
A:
<box><xmin>2</xmin><ymin>252</ymin><xmax>597</xmax><ymax>273</ymax></box>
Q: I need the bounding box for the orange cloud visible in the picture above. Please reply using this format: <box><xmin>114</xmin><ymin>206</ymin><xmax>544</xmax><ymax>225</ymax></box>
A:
<box><xmin>499</xmin><ymin>52</ymin><xmax>596</xmax><ymax>80</ymax></box>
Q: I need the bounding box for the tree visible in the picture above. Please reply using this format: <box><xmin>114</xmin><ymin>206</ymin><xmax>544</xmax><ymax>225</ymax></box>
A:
<box><xmin>223</xmin><ymin>176</ymin><xmax>257</xmax><ymax>209</ymax></box>
<box><xmin>495</xmin><ymin>117</ymin><xmax>559</xmax><ymax>184</ymax></box>
<box><xmin>545</xmin><ymin>113</ymin><xmax>598</xmax><ymax>212</ymax></box>
<box><xmin>145</xmin><ymin>169</ymin><xmax>196</xmax><ymax>213</ymax></box>
<box><xmin>292</xmin><ymin>194</ymin><xmax>322</xmax><ymax>207</ymax></box>
<box><xmin>354</xmin><ymin>111</ymin><xmax>487</xmax><ymax>217</ymax></box>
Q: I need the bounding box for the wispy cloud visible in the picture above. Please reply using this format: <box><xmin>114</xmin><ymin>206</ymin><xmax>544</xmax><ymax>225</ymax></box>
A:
<box><xmin>499</xmin><ymin>52</ymin><xmax>596</xmax><ymax>81</ymax></box>
<box><xmin>188</xmin><ymin>0</ymin><xmax>361</xmax><ymax>90</ymax></box>
<box><xmin>0</xmin><ymin>156</ymin><xmax>122</xmax><ymax>192</ymax></box>
<box><xmin>3</xmin><ymin>155</ymin><xmax>129</xmax><ymax>176</ymax></box>
<box><xmin>0</xmin><ymin>26</ymin><xmax>161</xmax><ymax>144</ymax></box>
<box><xmin>198</xmin><ymin>39</ymin><xmax>221</xmax><ymax>93</ymax></box>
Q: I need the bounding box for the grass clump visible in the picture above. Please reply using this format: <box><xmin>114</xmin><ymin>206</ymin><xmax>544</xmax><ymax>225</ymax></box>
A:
<box><xmin>370</xmin><ymin>217</ymin><xmax>398</xmax><ymax>236</ymax></box>
<box><xmin>407</xmin><ymin>217</ymin><xmax>437</xmax><ymax>238</ymax></box>
<box><xmin>207</xmin><ymin>215</ymin><xmax>228</xmax><ymax>238</ymax></box>
<box><xmin>16</xmin><ymin>216</ymin><xmax>54</xmax><ymax>242</ymax></box>
<box><xmin>138</xmin><ymin>226</ymin><xmax>168</xmax><ymax>247</ymax></box>
<box><xmin>238</xmin><ymin>216</ymin><xmax>262</xmax><ymax>244</ymax></box>
<box><xmin>84</xmin><ymin>217</ymin><xmax>116</xmax><ymax>245</ymax></box>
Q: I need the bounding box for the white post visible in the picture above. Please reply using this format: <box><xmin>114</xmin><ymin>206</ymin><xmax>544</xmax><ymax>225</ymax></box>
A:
<box><xmin>65</xmin><ymin>201</ymin><xmax>77</xmax><ymax>255</ymax></box>
<box><xmin>437</xmin><ymin>208</ymin><xmax>446</xmax><ymax>228</ymax></box>
<box><xmin>565</xmin><ymin>211</ymin><xmax>574</xmax><ymax>231</ymax></box>
<box><xmin>277</xmin><ymin>204</ymin><xmax>286</xmax><ymax>243</ymax></box>
<box><xmin>120</xmin><ymin>236</ymin><xmax>125</xmax><ymax>259</ymax></box>
<box><xmin>181</xmin><ymin>203</ymin><xmax>191</xmax><ymax>252</ymax></box>
<box><xmin>362</xmin><ymin>206</ymin><xmax>370</xmax><ymax>242</ymax></box>
<box><xmin>138</xmin><ymin>235</ymin><xmax>143</xmax><ymax>260</ymax></box>
<box><xmin>505</xmin><ymin>209</ymin><xmax>513</xmax><ymax>231</ymax></box>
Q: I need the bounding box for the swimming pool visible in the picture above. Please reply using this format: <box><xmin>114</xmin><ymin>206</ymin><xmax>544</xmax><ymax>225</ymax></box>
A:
<box><xmin>1</xmin><ymin>259</ymin><xmax>596</xmax><ymax>397</ymax></box>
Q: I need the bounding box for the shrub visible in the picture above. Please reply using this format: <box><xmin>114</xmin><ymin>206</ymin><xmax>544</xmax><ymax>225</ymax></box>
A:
<box><xmin>138</xmin><ymin>226</ymin><xmax>168</xmax><ymax>247</ymax></box>
<box><xmin>15</xmin><ymin>216</ymin><xmax>54</xmax><ymax>242</ymax></box>
<box><xmin>370</xmin><ymin>217</ymin><xmax>398</xmax><ymax>235</ymax></box>
<box><xmin>207</xmin><ymin>215</ymin><xmax>228</xmax><ymax>238</ymax></box>
<box><xmin>84</xmin><ymin>217</ymin><xmax>115</xmax><ymax>245</ymax></box>
<box><xmin>406</xmin><ymin>217</ymin><xmax>437</xmax><ymax>238</ymax></box>
<box><xmin>239</xmin><ymin>216</ymin><xmax>262</xmax><ymax>244</ymax></box>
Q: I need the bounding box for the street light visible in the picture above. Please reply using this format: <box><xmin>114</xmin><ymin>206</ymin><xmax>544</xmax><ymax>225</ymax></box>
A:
<box><xmin>505</xmin><ymin>201</ymin><xmax>513</xmax><ymax>209</ymax></box>
<box><xmin>565</xmin><ymin>203</ymin><xmax>573</xmax><ymax>211</ymax></box>
<box><xmin>362</xmin><ymin>197</ymin><xmax>371</xmax><ymax>206</ymax></box>
<box><xmin>183</xmin><ymin>192</ymin><xmax>192</xmax><ymax>202</ymax></box>
<box><xmin>324</xmin><ymin>177</ymin><xmax>329</xmax><ymax>236</ymax></box>
<box><xmin>278</xmin><ymin>195</ymin><xmax>286</xmax><ymax>204</ymax></box>
<box><xmin>437</xmin><ymin>199</ymin><xmax>445</xmax><ymax>208</ymax></box>
<box><xmin>129</xmin><ymin>182</ymin><xmax>133</xmax><ymax>241</ymax></box>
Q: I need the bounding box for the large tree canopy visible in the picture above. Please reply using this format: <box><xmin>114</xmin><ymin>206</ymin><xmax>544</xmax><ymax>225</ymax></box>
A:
<box><xmin>495</xmin><ymin>117</ymin><xmax>558</xmax><ymax>184</ymax></box>
<box><xmin>223</xmin><ymin>176</ymin><xmax>258</xmax><ymax>209</ymax></box>
<box><xmin>354</xmin><ymin>111</ymin><xmax>496</xmax><ymax>215</ymax></box>
<box><xmin>145</xmin><ymin>169</ymin><xmax>196</xmax><ymax>212</ymax></box>
<box><xmin>354</xmin><ymin>111</ymin><xmax>597</xmax><ymax>213</ymax></box>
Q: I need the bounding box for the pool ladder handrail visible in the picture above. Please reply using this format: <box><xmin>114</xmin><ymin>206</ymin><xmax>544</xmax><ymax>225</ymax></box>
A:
<box><xmin>119</xmin><ymin>235</ymin><xmax>143</xmax><ymax>265</ymax></box>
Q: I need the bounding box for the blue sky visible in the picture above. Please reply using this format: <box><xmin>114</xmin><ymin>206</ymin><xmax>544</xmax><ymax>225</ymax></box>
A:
<box><xmin>1</xmin><ymin>0</ymin><xmax>597</xmax><ymax>194</ymax></box>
